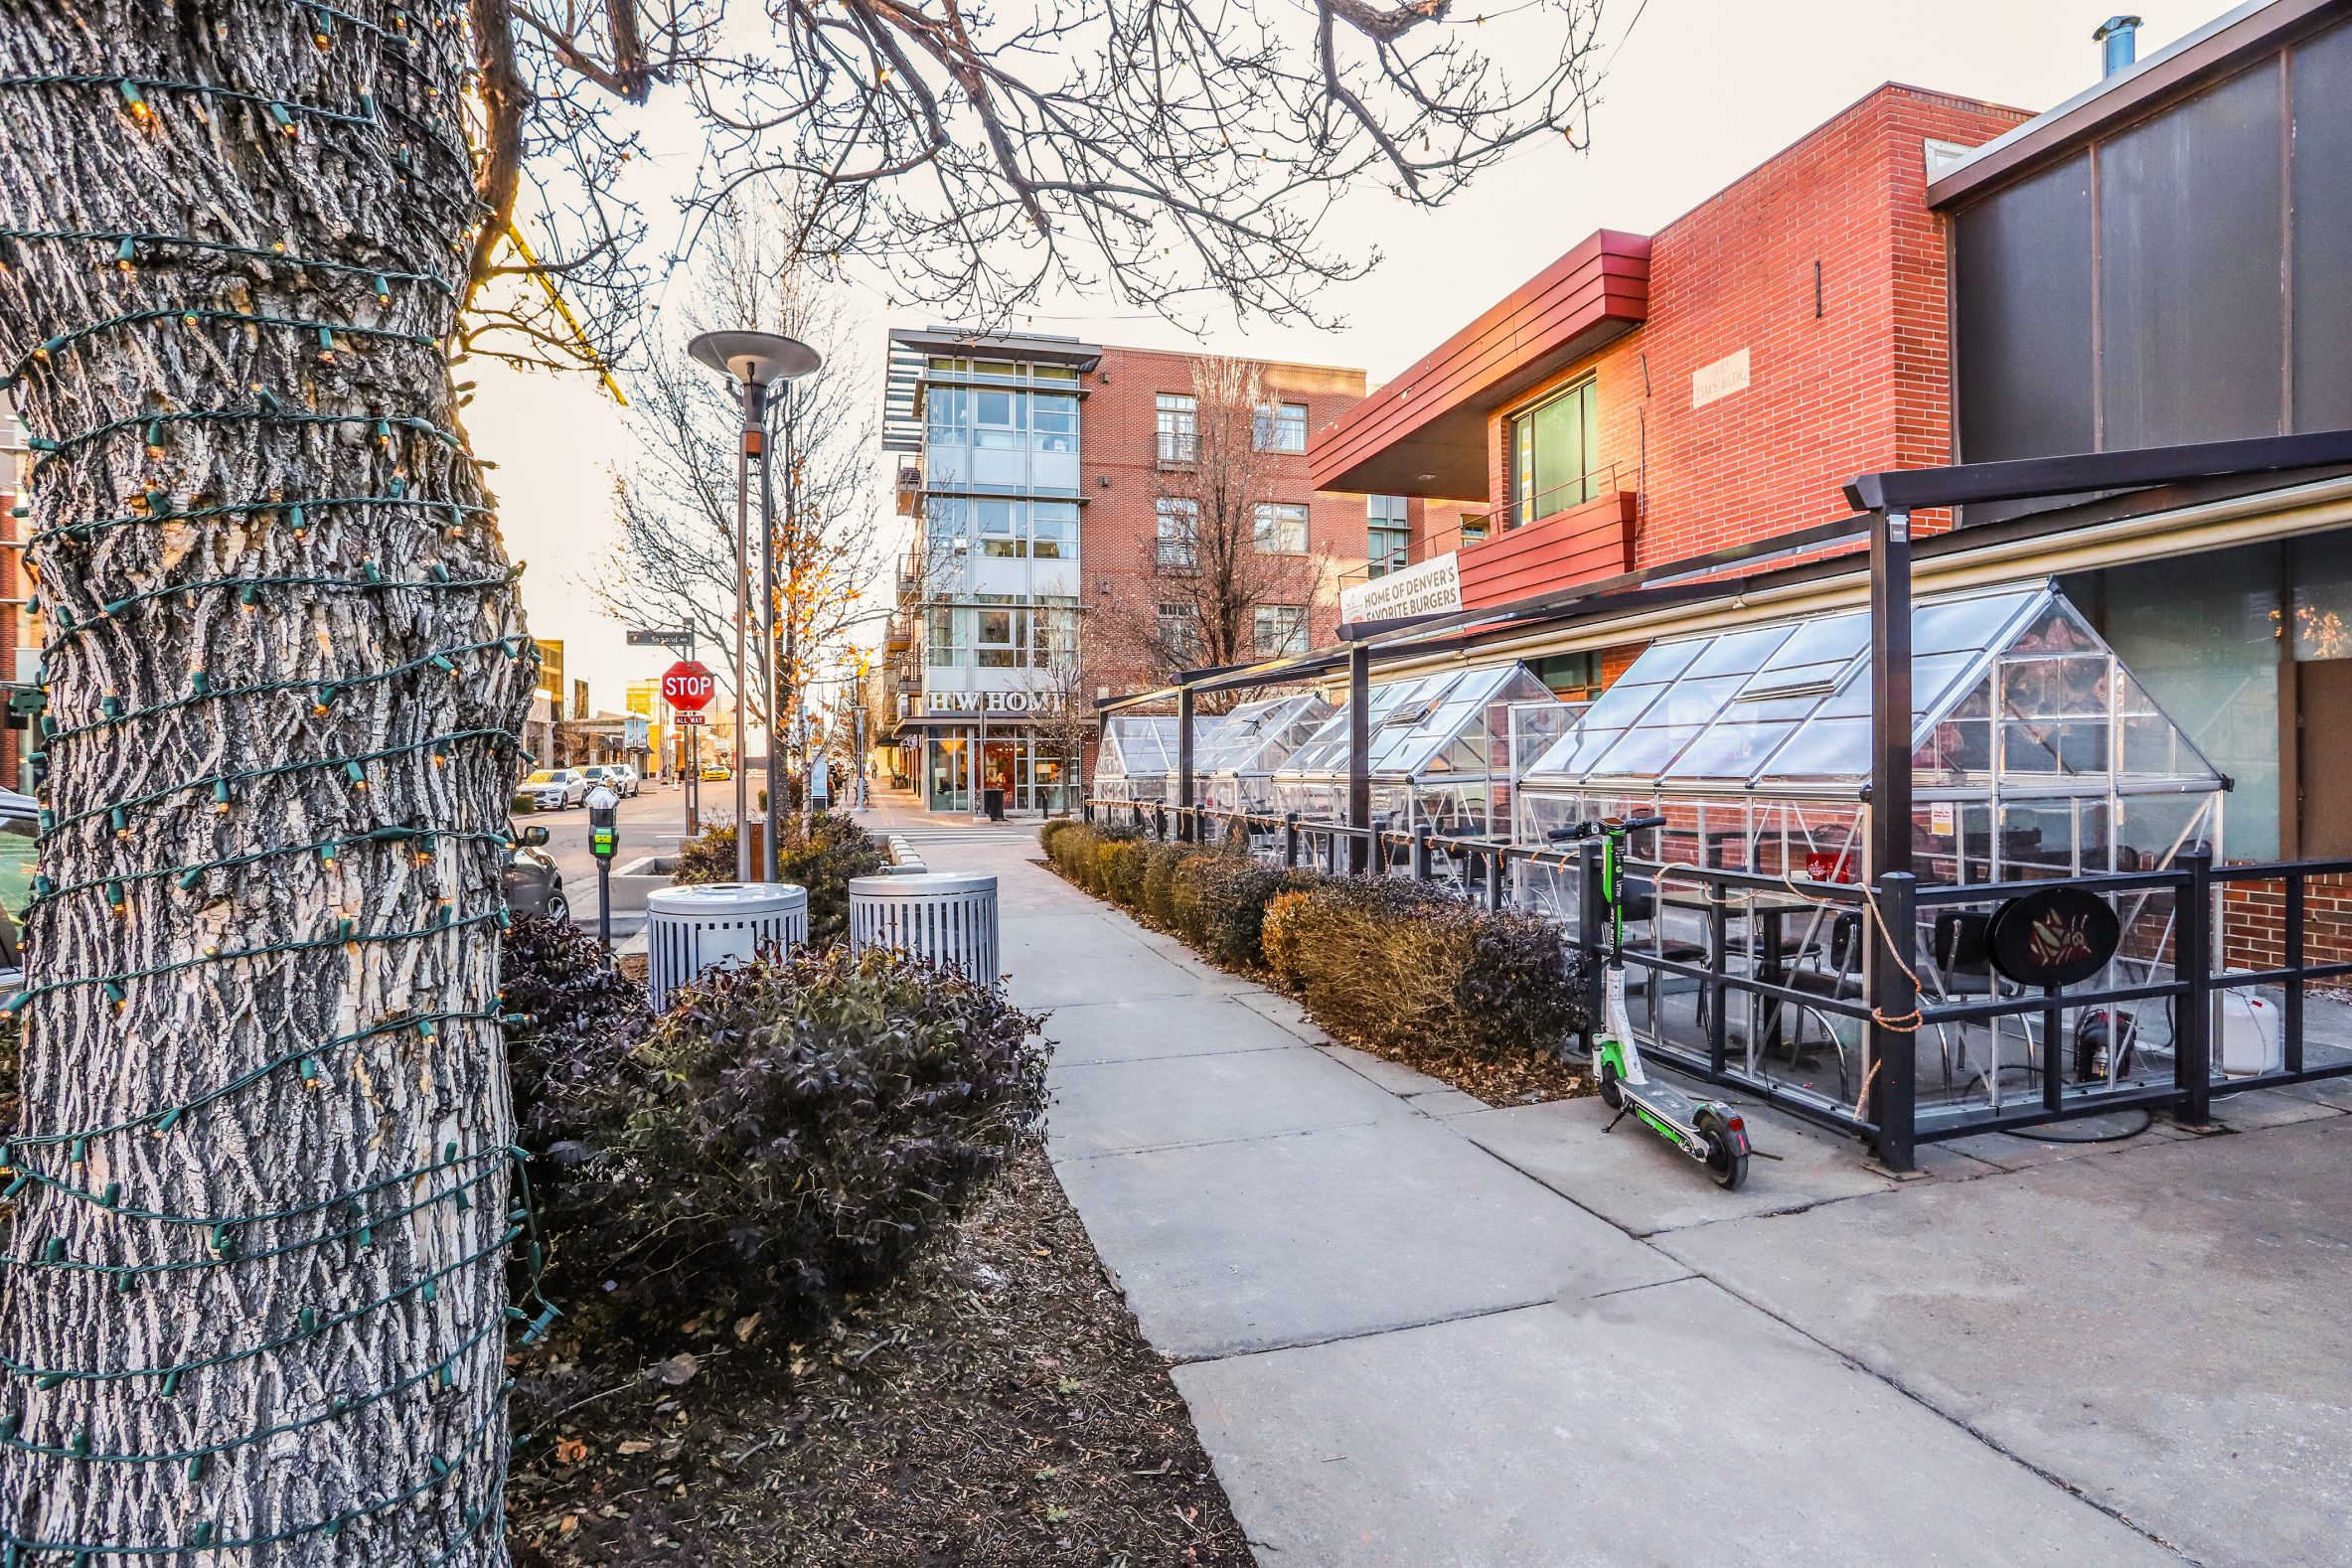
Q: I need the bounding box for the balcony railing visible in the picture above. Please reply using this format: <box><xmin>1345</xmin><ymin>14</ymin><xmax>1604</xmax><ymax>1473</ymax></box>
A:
<box><xmin>1156</xmin><ymin>430</ymin><xmax>1197</xmax><ymax>465</ymax></box>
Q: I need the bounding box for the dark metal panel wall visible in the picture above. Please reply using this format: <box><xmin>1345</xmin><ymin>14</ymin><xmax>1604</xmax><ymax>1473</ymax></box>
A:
<box><xmin>2098</xmin><ymin>63</ymin><xmax>2286</xmax><ymax>450</ymax></box>
<box><xmin>1954</xmin><ymin>153</ymin><xmax>2095</xmax><ymax>462</ymax></box>
<box><xmin>2293</xmin><ymin>24</ymin><xmax>2352</xmax><ymax>432</ymax></box>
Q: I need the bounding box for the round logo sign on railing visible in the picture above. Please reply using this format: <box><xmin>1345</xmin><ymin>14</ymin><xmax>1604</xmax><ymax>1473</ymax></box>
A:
<box><xmin>1985</xmin><ymin>884</ymin><xmax>2122</xmax><ymax>988</ymax></box>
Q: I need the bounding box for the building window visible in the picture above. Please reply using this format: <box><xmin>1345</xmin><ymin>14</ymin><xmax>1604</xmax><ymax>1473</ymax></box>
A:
<box><xmin>1506</xmin><ymin>377</ymin><xmax>1599</xmax><ymax>527</ymax></box>
<box><xmin>1156</xmin><ymin>393</ymin><xmax>1197</xmax><ymax>463</ymax></box>
<box><xmin>1155</xmin><ymin>497</ymin><xmax>1198</xmax><ymax>568</ymax></box>
<box><xmin>1367</xmin><ymin>495</ymin><xmax>1410</xmax><ymax>577</ymax></box>
<box><xmin>1529</xmin><ymin>650</ymin><xmax>1602</xmax><ymax>703</ymax></box>
<box><xmin>1254</xmin><ymin>604</ymin><xmax>1309</xmax><ymax>658</ymax></box>
<box><xmin>1254</xmin><ymin>400</ymin><xmax>1309</xmax><ymax>452</ymax></box>
<box><xmin>1159</xmin><ymin>601</ymin><xmax>1199</xmax><ymax>661</ymax></box>
<box><xmin>1253</xmin><ymin>502</ymin><xmax>1309</xmax><ymax>554</ymax></box>
<box><xmin>1029</xmin><ymin>500</ymin><xmax>1078</xmax><ymax>560</ymax></box>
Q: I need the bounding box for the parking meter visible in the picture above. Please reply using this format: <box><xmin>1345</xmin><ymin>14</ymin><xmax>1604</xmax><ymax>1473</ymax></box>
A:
<box><xmin>586</xmin><ymin>784</ymin><xmax>620</xmax><ymax>945</ymax></box>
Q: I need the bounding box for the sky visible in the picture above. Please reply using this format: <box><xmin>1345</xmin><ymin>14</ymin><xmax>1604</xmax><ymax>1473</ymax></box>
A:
<box><xmin>467</xmin><ymin>0</ymin><xmax>2221</xmax><ymax>716</ymax></box>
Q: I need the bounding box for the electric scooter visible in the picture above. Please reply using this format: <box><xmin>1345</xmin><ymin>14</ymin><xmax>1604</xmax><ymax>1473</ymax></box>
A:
<box><xmin>1552</xmin><ymin>814</ymin><xmax>1750</xmax><ymax>1189</ymax></box>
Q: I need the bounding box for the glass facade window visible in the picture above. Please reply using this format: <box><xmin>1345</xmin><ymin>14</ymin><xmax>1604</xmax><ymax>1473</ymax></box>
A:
<box><xmin>922</xmin><ymin>387</ymin><xmax>1080</xmax><ymax>494</ymax></box>
<box><xmin>1253</xmin><ymin>501</ymin><xmax>1309</xmax><ymax>554</ymax></box>
<box><xmin>929</xmin><ymin>495</ymin><xmax>1080</xmax><ymax>560</ymax></box>
<box><xmin>1156</xmin><ymin>393</ymin><xmax>1197</xmax><ymax>463</ymax></box>
<box><xmin>1255</xmin><ymin>604</ymin><xmax>1308</xmax><ymax>657</ymax></box>
<box><xmin>1506</xmin><ymin>378</ymin><xmax>1599</xmax><ymax>527</ymax></box>
<box><xmin>1156</xmin><ymin>497</ymin><xmax>1198</xmax><ymax>568</ymax></box>
<box><xmin>1367</xmin><ymin>495</ymin><xmax>1411</xmax><ymax>576</ymax></box>
<box><xmin>1255</xmin><ymin>400</ymin><xmax>1309</xmax><ymax>452</ymax></box>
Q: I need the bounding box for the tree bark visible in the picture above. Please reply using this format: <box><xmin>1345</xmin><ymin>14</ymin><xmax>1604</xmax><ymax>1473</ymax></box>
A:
<box><xmin>0</xmin><ymin>3</ymin><xmax>525</xmax><ymax>1562</ymax></box>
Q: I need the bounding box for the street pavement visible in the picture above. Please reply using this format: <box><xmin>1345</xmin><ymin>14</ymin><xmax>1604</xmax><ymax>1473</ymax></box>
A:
<box><xmin>870</xmin><ymin>789</ymin><xmax>2352</xmax><ymax>1568</ymax></box>
<box><xmin>522</xmin><ymin>781</ymin><xmax>702</xmax><ymax>939</ymax></box>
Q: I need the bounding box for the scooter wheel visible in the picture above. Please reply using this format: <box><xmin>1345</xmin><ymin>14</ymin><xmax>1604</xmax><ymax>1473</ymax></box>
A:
<box><xmin>1597</xmin><ymin>1058</ymin><xmax>1624</xmax><ymax>1110</ymax></box>
<box><xmin>1697</xmin><ymin>1111</ymin><xmax>1747</xmax><ymax>1190</ymax></box>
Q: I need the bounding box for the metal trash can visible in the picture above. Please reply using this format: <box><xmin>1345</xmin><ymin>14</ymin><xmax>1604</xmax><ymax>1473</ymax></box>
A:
<box><xmin>848</xmin><ymin>871</ymin><xmax>998</xmax><ymax>981</ymax></box>
<box><xmin>645</xmin><ymin>881</ymin><xmax>809</xmax><ymax>1012</ymax></box>
<box><xmin>983</xmin><ymin>787</ymin><xmax>1006</xmax><ymax>822</ymax></box>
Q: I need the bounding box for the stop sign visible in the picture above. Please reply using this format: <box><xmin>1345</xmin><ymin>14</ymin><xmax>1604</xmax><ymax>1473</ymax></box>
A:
<box><xmin>661</xmin><ymin>659</ymin><xmax>715</xmax><ymax>712</ymax></box>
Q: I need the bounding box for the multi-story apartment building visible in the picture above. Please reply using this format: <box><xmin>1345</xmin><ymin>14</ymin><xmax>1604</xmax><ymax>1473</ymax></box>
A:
<box><xmin>880</xmin><ymin>327</ymin><xmax>1439</xmax><ymax>814</ymax></box>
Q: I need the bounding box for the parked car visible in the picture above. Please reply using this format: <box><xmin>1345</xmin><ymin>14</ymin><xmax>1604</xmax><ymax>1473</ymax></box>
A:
<box><xmin>700</xmin><ymin>764</ymin><xmax>732</xmax><ymax>782</ymax></box>
<box><xmin>0</xmin><ymin>789</ymin><xmax>36</xmax><ymax>1004</ymax></box>
<box><xmin>581</xmin><ymin>763</ymin><xmax>639</xmax><ymax>798</ymax></box>
<box><xmin>517</xmin><ymin>768</ymin><xmax>589</xmax><ymax>811</ymax></box>
<box><xmin>503</xmin><ymin>822</ymin><xmax>567</xmax><ymax>921</ymax></box>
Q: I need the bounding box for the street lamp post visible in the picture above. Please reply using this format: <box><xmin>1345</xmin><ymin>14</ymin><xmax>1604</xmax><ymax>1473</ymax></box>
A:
<box><xmin>689</xmin><ymin>330</ymin><xmax>821</xmax><ymax>882</ymax></box>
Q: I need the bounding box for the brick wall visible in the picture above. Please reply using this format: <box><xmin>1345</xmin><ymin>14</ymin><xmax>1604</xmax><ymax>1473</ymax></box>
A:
<box><xmin>2221</xmin><ymin>875</ymin><xmax>2352</xmax><ymax>975</ymax></box>
<box><xmin>1080</xmin><ymin>346</ymin><xmax>1369</xmax><ymax>687</ymax></box>
<box><xmin>1479</xmin><ymin>85</ymin><xmax>2028</xmax><ymax>573</ymax></box>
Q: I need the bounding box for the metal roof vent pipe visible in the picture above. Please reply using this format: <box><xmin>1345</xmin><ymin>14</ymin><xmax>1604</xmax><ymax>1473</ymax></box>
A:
<box><xmin>2095</xmin><ymin>15</ymin><xmax>2143</xmax><ymax>78</ymax></box>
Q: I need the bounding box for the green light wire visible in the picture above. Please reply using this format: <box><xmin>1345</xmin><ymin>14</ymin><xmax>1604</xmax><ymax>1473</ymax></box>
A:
<box><xmin>3</xmin><ymin>1301</ymin><xmax>517</xmax><ymax>1465</ymax></box>
<box><xmin>6</xmin><ymin>1167</ymin><xmax>507</xmax><ymax>1279</ymax></box>
<box><xmin>3</xmin><ymin>306</ymin><xmax>437</xmax><ymax>391</ymax></box>
<box><xmin>27</xmin><ymin>404</ymin><xmax>463</xmax><ymax>479</ymax></box>
<box><xmin>7</xmin><ymin>1216</ymin><xmax>520</xmax><ymax>1370</ymax></box>
<box><xmin>0</xmin><ymin>1010</ymin><xmax>498</xmax><ymax>1150</ymax></box>
<box><xmin>41</xmin><ymin>633</ymin><xmax>524</xmax><ymax>745</ymax></box>
<box><xmin>0</xmin><ymin>228</ymin><xmax>455</xmax><ymax>297</ymax></box>
<box><xmin>8</xmin><ymin>906</ymin><xmax>503</xmax><ymax>1008</ymax></box>
<box><xmin>33</xmin><ymin>725</ymin><xmax>518</xmax><ymax>839</ymax></box>
<box><xmin>44</xmin><ymin>563</ymin><xmax>519</xmax><ymax>646</ymax></box>
<box><xmin>28</xmin><ymin>490</ymin><xmax>493</xmax><ymax>545</ymax></box>
<box><xmin>0</xmin><ymin>1379</ymin><xmax>510</xmax><ymax>1557</ymax></box>
<box><xmin>22</xmin><ymin>824</ymin><xmax>514</xmax><ymax>909</ymax></box>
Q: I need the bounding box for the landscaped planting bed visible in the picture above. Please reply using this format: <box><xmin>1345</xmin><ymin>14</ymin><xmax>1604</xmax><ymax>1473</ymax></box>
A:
<box><xmin>1041</xmin><ymin>820</ymin><xmax>1594</xmax><ymax>1106</ymax></box>
<box><xmin>506</xmin><ymin>1146</ymin><xmax>1247</xmax><ymax>1565</ymax></box>
<box><xmin>497</xmin><ymin>908</ymin><xmax>1252</xmax><ymax>1564</ymax></box>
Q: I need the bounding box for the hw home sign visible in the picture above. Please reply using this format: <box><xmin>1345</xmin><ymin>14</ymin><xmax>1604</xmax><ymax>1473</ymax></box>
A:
<box><xmin>921</xmin><ymin>689</ymin><xmax>1069</xmax><ymax>715</ymax></box>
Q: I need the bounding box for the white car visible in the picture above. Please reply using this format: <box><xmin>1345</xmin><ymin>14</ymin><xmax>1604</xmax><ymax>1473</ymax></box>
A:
<box><xmin>581</xmin><ymin>763</ymin><xmax>640</xmax><ymax>798</ymax></box>
<box><xmin>517</xmin><ymin>768</ymin><xmax>589</xmax><ymax>811</ymax></box>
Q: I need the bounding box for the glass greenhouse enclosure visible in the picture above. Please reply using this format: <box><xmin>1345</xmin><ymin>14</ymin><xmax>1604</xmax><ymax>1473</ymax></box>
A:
<box><xmin>1270</xmin><ymin>663</ymin><xmax>1569</xmax><ymax>839</ymax></box>
<box><xmin>1092</xmin><ymin>715</ymin><xmax>1203</xmax><ymax>805</ymax></box>
<box><xmin>1513</xmin><ymin>580</ymin><xmax>2229</xmax><ymax>1133</ymax></box>
<box><xmin>1194</xmin><ymin>693</ymin><xmax>1332</xmax><ymax>814</ymax></box>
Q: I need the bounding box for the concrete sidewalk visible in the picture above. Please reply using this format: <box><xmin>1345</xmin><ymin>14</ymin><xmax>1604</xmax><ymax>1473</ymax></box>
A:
<box><xmin>891</xmin><ymin>803</ymin><xmax>2352</xmax><ymax>1567</ymax></box>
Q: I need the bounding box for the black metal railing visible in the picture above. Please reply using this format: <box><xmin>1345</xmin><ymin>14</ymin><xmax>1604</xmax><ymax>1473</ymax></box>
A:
<box><xmin>1076</xmin><ymin>797</ymin><xmax>2352</xmax><ymax>1167</ymax></box>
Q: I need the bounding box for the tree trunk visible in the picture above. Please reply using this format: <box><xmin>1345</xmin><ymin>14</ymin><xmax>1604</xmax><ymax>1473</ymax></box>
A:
<box><xmin>0</xmin><ymin>4</ymin><xmax>526</xmax><ymax>1561</ymax></box>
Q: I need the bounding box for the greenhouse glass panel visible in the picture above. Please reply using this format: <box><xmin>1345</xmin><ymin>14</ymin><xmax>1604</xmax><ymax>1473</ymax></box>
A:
<box><xmin>1265</xmin><ymin>663</ymin><xmax>1568</xmax><ymax>840</ymax></box>
<box><xmin>1193</xmin><ymin>693</ymin><xmax>1331</xmax><ymax>814</ymax></box>
<box><xmin>1511</xmin><ymin>580</ymin><xmax>2229</xmax><ymax>1136</ymax></box>
<box><xmin>1092</xmin><ymin>714</ymin><xmax>1214</xmax><ymax>804</ymax></box>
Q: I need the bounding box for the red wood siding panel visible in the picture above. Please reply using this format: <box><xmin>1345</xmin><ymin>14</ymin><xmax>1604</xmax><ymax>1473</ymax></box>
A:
<box><xmin>1457</xmin><ymin>491</ymin><xmax>1639</xmax><ymax>608</ymax></box>
<box><xmin>1309</xmin><ymin>231</ymin><xmax>1650</xmax><ymax>498</ymax></box>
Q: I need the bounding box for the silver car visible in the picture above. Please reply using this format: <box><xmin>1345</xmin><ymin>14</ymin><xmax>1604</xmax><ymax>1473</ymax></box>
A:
<box><xmin>580</xmin><ymin>763</ymin><xmax>639</xmax><ymax>799</ymax></box>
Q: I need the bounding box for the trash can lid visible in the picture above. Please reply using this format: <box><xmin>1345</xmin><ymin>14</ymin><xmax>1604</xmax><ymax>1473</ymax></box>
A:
<box><xmin>647</xmin><ymin>880</ymin><xmax>810</xmax><ymax>915</ymax></box>
<box><xmin>848</xmin><ymin>871</ymin><xmax>996</xmax><ymax>896</ymax></box>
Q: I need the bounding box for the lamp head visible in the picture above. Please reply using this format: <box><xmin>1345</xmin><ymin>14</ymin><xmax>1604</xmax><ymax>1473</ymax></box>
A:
<box><xmin>688</xmin><ymin>330</ymin><xmax>822</xmax><ymax>387</ymax></box>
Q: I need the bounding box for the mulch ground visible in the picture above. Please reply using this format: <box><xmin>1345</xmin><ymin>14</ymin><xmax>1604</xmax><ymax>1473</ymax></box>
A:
<box><xmin>507</xmin><ymin>1144</ymin><xmax>1254</xmax><ymax>1567</ymax></box>
<box><xmin>1037</xmin><ymin>860</ymin><xmax>1594</xmax><ymax>1111</ymax></box>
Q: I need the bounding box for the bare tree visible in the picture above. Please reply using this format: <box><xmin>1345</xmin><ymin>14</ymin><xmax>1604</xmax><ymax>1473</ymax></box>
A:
<box><xmin>0</xmin><ymin>1</ymin><xmax>1605</xmax><ymax>1559</ymax></box>
<box><xmin>590</xmin><ymin>200</ymin><xmax>881</xmax><ymax>794</ymax></box>
<box><xmin>1023</xmin><ymin>655</ymin><xmax>1100</xmax><ymax>817</ymax></box>
<box><xmin>1098</xmin><ymin>357</ymin><xmax>1333</xmax><ymax>708</ymax></box>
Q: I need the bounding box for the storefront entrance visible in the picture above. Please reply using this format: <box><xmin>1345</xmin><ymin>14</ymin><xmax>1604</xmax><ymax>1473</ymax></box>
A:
<box><xmin>918</xmin><ymin>729</ymin><xmax>1078</xmax><ymax>814</ymax></box>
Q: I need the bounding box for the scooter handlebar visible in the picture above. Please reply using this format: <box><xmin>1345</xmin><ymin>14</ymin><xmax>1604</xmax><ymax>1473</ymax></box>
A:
<box><xmin>1619</xmin><ymin>814</ymin><xmax>1668</xmax><ymax>832</ymax></box>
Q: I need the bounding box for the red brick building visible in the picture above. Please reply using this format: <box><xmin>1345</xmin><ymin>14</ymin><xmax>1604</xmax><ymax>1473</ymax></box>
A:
<box><xmin>878</xmin><ymin>329</ymin><xmax>1440</xmax><ymax>812</ymax></box>
<box><xmin>1312</xmin><ymin>84</ymin><xmax>2030</xmax><ymax>623</ymax></box>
